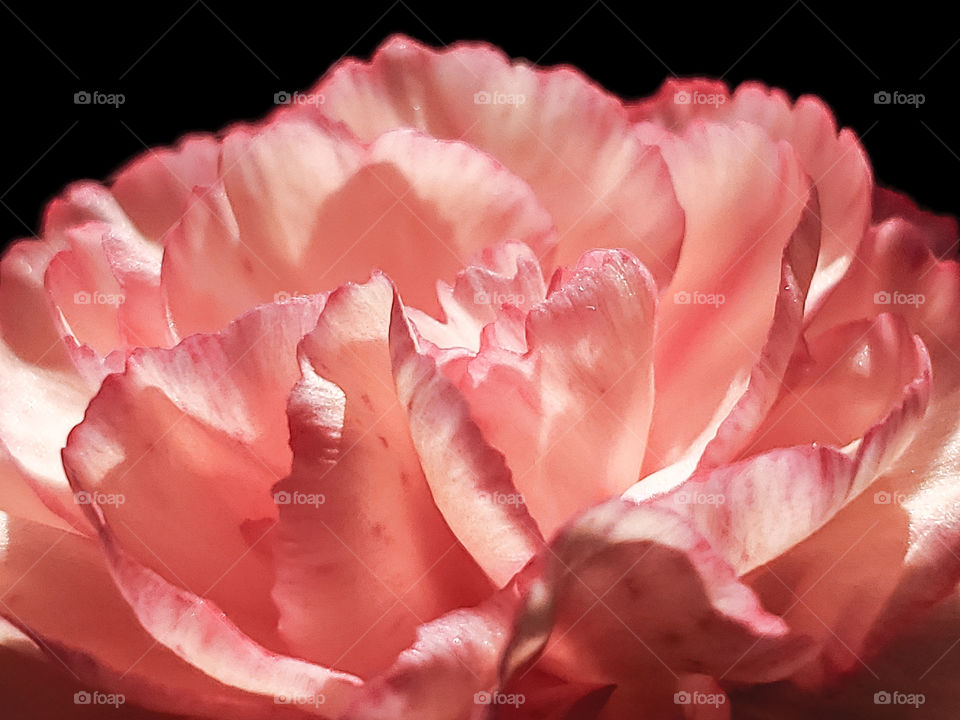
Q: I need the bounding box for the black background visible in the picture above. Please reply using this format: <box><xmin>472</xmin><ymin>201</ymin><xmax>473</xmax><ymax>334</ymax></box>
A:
<box><xmin>0</xmin><ymin>0</ymin><xmax>955</xmax><ymax>253</ymax></box>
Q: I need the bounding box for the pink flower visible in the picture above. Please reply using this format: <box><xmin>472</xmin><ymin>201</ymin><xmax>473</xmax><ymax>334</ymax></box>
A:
<box><xmin>2</xmin><ymin>35</ymin><xmax>959</xmax><ymax>719</ymax></box>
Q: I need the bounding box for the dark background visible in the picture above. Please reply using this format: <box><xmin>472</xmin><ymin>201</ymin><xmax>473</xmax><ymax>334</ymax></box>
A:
<box><xmin>0</xmin><ymin>0</ymin><xmax>955</xmax><ymax>252</ymax></box>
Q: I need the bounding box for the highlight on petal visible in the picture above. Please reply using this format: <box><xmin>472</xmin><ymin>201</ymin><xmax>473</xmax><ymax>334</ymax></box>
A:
<box><xmin>1</xmin><ymin>511</ymin><xmax>348</xmax><ymax>719</ymax></box>
<box><xmin>631</xmin><ymin>78</ymin><xmax>873</xmax><ymax>306</ymax></box>
<box><xmin>271</xmin><ymin>275</ymin><xmax>491</xmax><ymax>676</ymax></box>
<box><xmin>456</xmin><ymin>248</ymin><xmax>659</xmax><ymax>539</ymax></box>
<box><xmin>163</xmin><ymin>116</ymin><xmax>556</xmax><ymax>336</ymax></box>
<box><xmin>390</xmin><ymin>290</ymin><xmax>543</xmax><ymax>586</ymax></box>
<box><xmin>341</xmin><ymin>590</ymin><xmax>518</xmax><ymax>720</ymax></box>
<box><xmin>62</xmin><ymin>297</ymin><xmax>326</xmax><ymax>650</ymax></box>
<box><xmin>641</xmin><ymin>121</ymin><xmax>811</xmax><ymax>473</ymax></box>
<box><xmin>109</xmin><ymin>134</ymin><xmax>220</xmax><ymax>245</ymax></box>
<box><xmin>405</xmin><ymin>240</ymin><xmax>548</xmax><ymax>354</ymax></box>
<box><xmin>314</xmin><ymin>34</ymin><xmax>685</xmax><ymax>286</ymax></box>
<box><xmin>501</xmin><ymin>500</ymin><xmax>814</xmax><ymax>713</ymax></box>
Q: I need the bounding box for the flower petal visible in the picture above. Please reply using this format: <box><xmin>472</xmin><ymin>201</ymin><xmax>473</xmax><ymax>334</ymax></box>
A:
<box><xmin>272</xmin><ymin>275</ymin><xmax>491</xmax><ymax>675</ymax></box>
<box><xmin>389</xmin><ymin>291</ymin><xmax>543</xmax><ymax>586</ymax></box>
<box><xmin>502</xmin><ymin>500</ymin><xmax>814</xmax><ymax>709</ymax></box>
<box><xmin>62</xmin><ymin>297</ymin><xmax>326</xmax><ymax>649</ymax></box>
<box><xmin>341</xmin><ymin>591</ymin><xmax>518</xmax><ymax>720</ymax></box>
<box><xmin>0</xmin><ymin>511</ymin><xmax>345</xmax><ymax>719</ymax></box>
<box><xmin>164</xmin><ymin>117</ymin><xmax>556</xmax><ymax>334</ymax></box>
<box><xmin>631</xmin><ymin>79</ymin><xmax>873</xmax><ymax>306</ymax></box>
<box><xmin>109</xmin><ymin>134</ymin><xmax>220</xmax><ymax>245</ymax></box>
<box><xmin>457</xmin><ymin>249</ymin><xmax>658</xmax><ymax>538</ymax></box>
<box><xmin>314</xmin><ymin>35</ymin><xmax>685</xmax><ymax>286</ymax></box>
<box><xmin>640</xmin><ymin>121</ymin><xmax>811</xmax><ymax>472</ymax></box>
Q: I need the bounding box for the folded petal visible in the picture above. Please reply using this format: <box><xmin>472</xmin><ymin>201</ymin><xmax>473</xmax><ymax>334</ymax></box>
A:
<box><xmin>109</xmin><ymin>134</ymin><xmax>220</xmax><ymax>245</ymax></box>
<box><xmin>502</xmin><ymin>500</ymin><xmax>814</xmax><ymax>711</ymax></box>
<box><xmin>314</xmin><ymin>35</ymin><xmax>685</xmax><ymax>286</ymax></box>
<box><xmin>406</xmin><ymin>240</ymin><xmax>547</xmax><ymax>354</ymax></box>
<box><xmin>457</xmin><ymin>249</ymin><xmax>658</xmax><ymax>538</ymax></box>
<box><xmin>62</xmin><ymin>297</ymin><xmax>326</xmax><ymax>649</ymax></box>
<box><xmin>747</xmin><ymin>314</ymin><xmax>930</xmax><ymax>462</ymax></box>
<box><xmin>631</xmin><ymin>79</ymin><xmax>873</xmax><ymax>306</ymax></box>
<box><xmin>1</xmin><ymin>511</ymin><xmax>349</xmax><ymax>719</ymax></box>
<box><xmin>390</xmin><ymin>292</ymin><xmax>543</xmax><ymax>586</ymax></box>
<box><xmin>272</xmin><ymin>275</ymin><xmax>491</xmax><ymax>675</ymax></box>
<box><xmin>641</xmin><ymin>121</ymin><xmax>811</xmax><ymax>472</ymax></box>
<box><xmin>164</xmin><ymin>117</ymin><xmax>556</xmax><ymax>334</ymax></box>
<box><xmin>341</xmin><ymin>591</ymin><xmax>518</xmax><ymax>720</ymax></box>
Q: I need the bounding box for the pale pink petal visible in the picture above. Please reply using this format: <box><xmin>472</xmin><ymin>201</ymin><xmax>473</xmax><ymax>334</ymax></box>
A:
<box><xmin>458</xmin><ymin>249</ymin><xmax>658</xmax><ymax>538</ymax></box>
<box><xmin>165</xmin><ymin>118</ymin><xmax>555</xmax><ymax>333</ymax></box>
<box><xmin>695</xmin><ymin>189</ymin><xmax>821</xmax><ymax>469</ymax></box>
<box><xmin>406</xmin><ymin>240</ymin><xmax>547</xmax><ymax>354</ymax></box>
<box><xmin>62</xmin><ymin>297</ymin><xmax>326</xmax><ymax>650</ymax></box>
<box><xmin>872</xmin><ymin>186</ymin><xmax>957</xmax><ymax>258</ymax></box>
<box><xmin>389</xmin><ymin>291</ymin><xmax>543</xmax><ymax>586</ymax></box>
<box><xmin>272</xmin><ymin>275</ymin><xmax>491</xmax><ymax>675</ymax></box>
<box><xmin>98</xmin><ymin>527</ymin><xmax>363</xmax><ymax>716</ymax></box>
<box><xmin>341</xmin><ymin>591</ymin><xmax>517</xmax><ymax>720</ymax></box>
<box><xmin>314</xmin><ymin>35</ymin><xmax>685</xmax><ymax>286</ymax></box>
<box><xmin>160</xmin><ymin>183</ymin><xmax>275</xmax><ymax>338</ymax></box>
<box><xmin>631</xmin><ymin>79</ymin><xmax>873</xmax><ymax>306</ymax></box>
<box><xmin>501</xmin><ymin>500</ymin><xmax>814</xmax><ymax>712</ymax></box>
<box><xmin>0</xmin><ymin>511</ymin><xmax>349</xmax><ymax>718</ymax></box>
<box><xmin>745</xmin><ymin>492</ymin><xmax>910</xmax><ymax>687</ymax></box>
<box><xmin>747</xmin><ymin>314</ymin><xmax>930</xmax><ymax>460</ymax></box>
<box><xmin>641</xmin><ymin>121</ymin><xmax>811</xmax><ymax>472</ymax></box>
<box><xmin>109</xmin><ymin>134</ymin><xmax>220</xmax><ymax>245</ymax></box>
